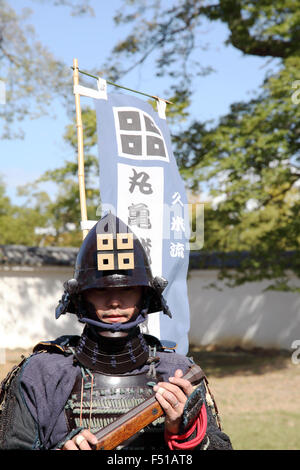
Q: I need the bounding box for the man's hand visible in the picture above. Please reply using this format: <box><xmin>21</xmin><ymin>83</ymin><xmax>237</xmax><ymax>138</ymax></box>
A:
<box><xmin>62</xmin><ymin>429</ymin><xmax>98</xmax><ymax>450</ymax></box>
<box><xmin>153</xmin><ymin>369</ymin><xmax>194</xmax><ymax>434</ymax></box>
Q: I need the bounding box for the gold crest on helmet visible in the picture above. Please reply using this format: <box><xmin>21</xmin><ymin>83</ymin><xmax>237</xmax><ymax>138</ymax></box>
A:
<box><xmin>96</xmin><ymin>232</ymin><xmax>134</xmax><ymax>270</ymax></box>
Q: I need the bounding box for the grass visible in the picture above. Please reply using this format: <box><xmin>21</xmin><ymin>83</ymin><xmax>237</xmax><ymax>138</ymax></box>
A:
<box><xmin>1</xmin><ymin>345</ymin><xmax>299</xmax><ymax>450</ymax></box>
<box><xmin>188</xmin><ymin>345</ymin><xmax>300</xmax><ymax>450</ymax></box>
<box><xmin>223</xmin><ymin>411</ymin><xmax>300</xmax><ymax>450</ymax></box>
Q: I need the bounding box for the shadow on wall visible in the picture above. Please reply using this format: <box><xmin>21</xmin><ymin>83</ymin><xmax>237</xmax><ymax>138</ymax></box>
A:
<box><xmin>43</xmin><ymin>312</ymin><xmax>83</xmax><ymax>342</ymax></box>
<box><xmin>188</xmin><ymin>270</ymin><xmax>300</xmax><ymax>351</ymax></box>
<box><xmin>2</xmin><ymin>268</ymin><xmax>300</xmax><ymax>351</ymax></box>
<box><xmin>0</xmin><ymin>270</ymin><xmax>82</xmax><ymax>349</ymax></box>
<box><xmin>187</xmin><ymin>346</ymin><xmax>292</xmax><ymax>378</ymax></box>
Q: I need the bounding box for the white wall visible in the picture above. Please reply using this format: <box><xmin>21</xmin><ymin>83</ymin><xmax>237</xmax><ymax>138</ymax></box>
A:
<box><xmin>188</xmin><ymin>270</ymin><xmax>300</xmax><ymax>350</ymax></box>
<box><xmin>0</xmin><ymin>266</ymin><xmax>299</xmax><ymax>350</ymax></box>
<box><xmin>0</xmin><ymin>267</ymin><xmax>82</xmax><ymax>349</ymax></box>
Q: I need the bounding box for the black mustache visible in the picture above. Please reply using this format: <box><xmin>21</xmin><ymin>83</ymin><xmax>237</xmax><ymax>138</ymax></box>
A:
<box><xmin>101</xmin><ymin>311</ymin><xmax>130</xmax><ymax>318</ymax></box>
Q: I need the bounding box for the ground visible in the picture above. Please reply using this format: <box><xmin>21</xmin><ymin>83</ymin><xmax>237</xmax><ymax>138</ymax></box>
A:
<box><xmin>188</xmin><ymin>346</ymin><xmax>300</xmax><ymax>450</ymax></box>
<box><xmin>1</xmin><ymin>346</ymin><xmax>299</xmax><ymax>450</ymax></box>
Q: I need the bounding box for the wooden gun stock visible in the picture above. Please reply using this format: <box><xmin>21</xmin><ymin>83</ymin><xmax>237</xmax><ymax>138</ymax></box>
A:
<box><xmin>93</xmin><ymin>364</ymin><xmax>204</xmax><ymax>450</ymax></box>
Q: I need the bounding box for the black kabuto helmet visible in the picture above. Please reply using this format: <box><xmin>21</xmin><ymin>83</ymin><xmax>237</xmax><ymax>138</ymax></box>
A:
<box><xmin>55</xmin><ymin>212</ymin><xmax>172</xmax><ymax>321</ymax></box>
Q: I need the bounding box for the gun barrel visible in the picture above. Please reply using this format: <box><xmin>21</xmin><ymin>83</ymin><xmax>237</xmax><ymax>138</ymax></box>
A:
<box><xmin>94</xmin><ymin>364</ymin><xmax>204</xmax><ymax>450</ymax></box>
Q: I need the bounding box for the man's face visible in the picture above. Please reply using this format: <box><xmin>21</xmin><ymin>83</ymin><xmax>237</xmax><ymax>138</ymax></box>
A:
<box><xmin>83</xmin><ymin>286</ymin><xmax>143</xmax><ymax>324</ymax></box>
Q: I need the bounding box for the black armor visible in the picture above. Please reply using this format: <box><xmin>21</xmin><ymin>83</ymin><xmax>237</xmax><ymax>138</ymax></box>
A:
<box><xmin>74</xmin><ymin>326</ymin><xmax>151</xmax><ymax>374</ymax></box>
<box><xmin>0</xmin><ymin>212</ymin><xmax>234</xmax><ymax>451</ymax></box>
<box><xmin>0</xmin><ymin>211</ymin><xmax>233</xmax><ymax>451</ymax></box>
<box><xmin>64</xmin><ymin>368</ymin><xmax>165</xmax><ymax>450</ymax></box>
<box><xmin>53</xmin><ymin>212</ymin><xmax>173</xmax><ymax>449</ymax></box>
<box><xmin>55</xmin><ymin>213</ymin><xmax>172</xmax><ymax>322</ymax></box>
<box><xmin>0</xmin><ymin>334</ymin><xmax>233</xmax><ymax>450</ymax></box>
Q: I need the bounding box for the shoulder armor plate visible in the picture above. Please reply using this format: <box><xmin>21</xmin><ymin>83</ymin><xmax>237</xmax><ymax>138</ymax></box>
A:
<box><xmin>33</xmin><ymin>335</ymin><xmax>80</xmax><ymax>355</ymax></box>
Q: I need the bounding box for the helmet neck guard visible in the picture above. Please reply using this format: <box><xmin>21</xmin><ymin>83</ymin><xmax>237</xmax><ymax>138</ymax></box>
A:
<box><xmin>74</xmin><ymin>325</ymin><xmax>149</xmax><ymax>374</ymax></box>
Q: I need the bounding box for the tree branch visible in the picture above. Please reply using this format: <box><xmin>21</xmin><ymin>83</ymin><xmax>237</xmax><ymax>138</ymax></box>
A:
<box><xmin>216</xmin><ymin>0</ymin><xmax>295</xmax><ymax>58</ymax></box>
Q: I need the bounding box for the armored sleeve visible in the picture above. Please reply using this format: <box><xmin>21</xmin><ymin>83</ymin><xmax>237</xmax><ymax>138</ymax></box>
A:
<box><xmin>164</xmin><ymin>378</ymin><xmax>232</xmax><ymax>450</ymax></box>
<box><xmin>0</xmin><ymin>364</ymin><xmax>40</xmax><ymax>450</ymax></box>
<box><xmin>158</xmin><ymin>356</ymin><xmax>232</xmax><ymax>451</ymax></box>
<box><xmin>0</xmin><ymin>348</ymin><xmax>79</xmax><ymax>450</ymax></box>
<box><xmin>199</xmin><ymin>380</ymin><xmax>232</xmax><ymax>450</ymax></box>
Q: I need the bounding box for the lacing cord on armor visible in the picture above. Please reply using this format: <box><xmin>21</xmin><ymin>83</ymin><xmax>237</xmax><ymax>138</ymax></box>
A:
<box><xmin>71</xmin><ymin>344</ymin><xmax>101</xmax><ymax>433</ymax></box>
<box><xmin>128</xmin><ymin>340</ymin><xmax>136</xmax><ymax>364</ymax></box>
<box><xmin>89</xmin><ymin>373</ymin><xmax>94</xmax><ymax>431</ymax></box>
<box><xmin>92</xmin><ymin>343</ymin><xmax>98</xmax><ymax>366</ymax></box>
<box><xmin>69</xmin><ymin>343</ymin><xmax>159</xmax><ymax>434</ymax></box>
<box><xmin>146</xmin><ymin>345</ymin><xmax>158</xmax><ymax>379</ymax></box>
<box><xmin>79</xmin><ymin>366</ymin><xmax>94</xmax><ymax>431</ymax></box>
<box><xmin>70</xmin><ymin>345</ymin><xmax>94</xmax><ymax>430</ymax></box>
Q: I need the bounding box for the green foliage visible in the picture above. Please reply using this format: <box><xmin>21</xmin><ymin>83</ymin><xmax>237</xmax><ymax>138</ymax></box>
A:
<box><xmin>17</xmin><ymin>106</ymin><xmax>100</xmax><ymax>247</ymax></box>
<box><xmin>0</xmin><ymin>0</ymin><xmax>93</xmax><ymax>138</ymax></box>
<box><xmin>104</xmin><ymin>0</ymin><xmax>214</xmax><ymax>85</ymax></box>
<box><xmin>176</xmin><ymin>54</ymin><xmax>300</xmax><ymax>290</ymax></box>
<box><xmin>148</xmin><ymin>87</ymin><xmax>192</xmax><ymax>125</ymax></box>
<box><xmin>0</xmin><ymin>177</ymin><xmax>48</xmax><ymax>245</ymax></box>
<box><xmin>33</xmin><ymin>0</ymin><xmax>95</xmax><ymax>17</ymax></box>
<box><xmin>0</xmin><ymin>0</ymin><xmax>96</xmax><ymax>245</ymax></box>
<box><xmin>106</xmin><ymin>0</ymin><xmax>300</xmax><ymax>290</ymax></box>
<box><xmin>1</xmin><ymin>0</ymin><xmax>299</xmax><ymax>290</ymax></box>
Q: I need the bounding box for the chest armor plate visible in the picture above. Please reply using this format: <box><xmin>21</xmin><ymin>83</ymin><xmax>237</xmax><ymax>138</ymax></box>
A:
<box><xmin>65</xmin><ymin>370</ymin><xmax>165</xmax><ymax>448</ymax></box>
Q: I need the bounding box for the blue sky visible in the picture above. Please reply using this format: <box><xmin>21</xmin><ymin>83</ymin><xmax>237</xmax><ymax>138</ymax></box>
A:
<box><xmin>1</xmin><ymin>1</ymin><xmax>268</xmax><ymax>205</ymax></box>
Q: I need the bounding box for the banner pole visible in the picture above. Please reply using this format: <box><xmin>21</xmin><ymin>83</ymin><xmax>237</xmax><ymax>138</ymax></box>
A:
<box><xmin>73</xmin><ymin>58</ymin><xmax>88</xmax><ymax>240</ymax></box>
<box><xmin>70</xmin><ymin>66</ymin><xmax>173</xmax><ymax>105</ymax></box>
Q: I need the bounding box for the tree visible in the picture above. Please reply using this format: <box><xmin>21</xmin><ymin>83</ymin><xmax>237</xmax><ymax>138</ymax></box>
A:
<box><xmin>0</xmin><ymin>0</ymin><xmax>93</xmax><ymax>138</ymax></box>
<box><xmin>0</xmin><ymin>177</ymin><xmax>50</xmax><ymax>245</ymax></box>
<box><xmin>103</xmin><ymin>0</ymin><xmax>300</xmax><ymax>290</ymax></box>
<box><xmin>7</xmin><ymin>0</ymin><xmax>300</xmax><ymax>290</ymax></box>
<box><xmin>17</xmin><ymin>107</ymin><xmax>100</xmax><ymax>247</ymax></box>
<box><xmin>0</xmin><ymin>0</ymin><xmax>99</xmax><ymax>245</ymax></box>
<box><xmin>107</xmin><ymin>1</ymin><xmax>300</xmax><ymax>78</ymax></box>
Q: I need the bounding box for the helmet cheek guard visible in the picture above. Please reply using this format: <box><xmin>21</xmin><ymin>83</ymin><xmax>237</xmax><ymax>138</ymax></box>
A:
<box><xmin>55</xmin><ymin>213</ymin><xmax>172</xmax><ymax>320</ymax></box>
<box><xmin>146</xmin><ymin>276</ymin><xmax>172</xmax><ymax>317</ymax></box>
<box><xmin>55</xmin><ymin>278</ymin><xmax>78</xmax><ymax>319</ymax></box>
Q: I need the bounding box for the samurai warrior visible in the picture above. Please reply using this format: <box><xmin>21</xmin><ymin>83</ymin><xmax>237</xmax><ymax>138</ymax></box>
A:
<box><xmin>0</xmin><ymin>213</ymin><xmax>232</xmax><ymax>451</ymax></box>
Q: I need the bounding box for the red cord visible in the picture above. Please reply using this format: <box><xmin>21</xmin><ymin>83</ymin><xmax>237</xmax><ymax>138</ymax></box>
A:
<box><xmin>165</xmin><ymin>403</ymin><xmax>207</xmax><ymax>450</ymax></box>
